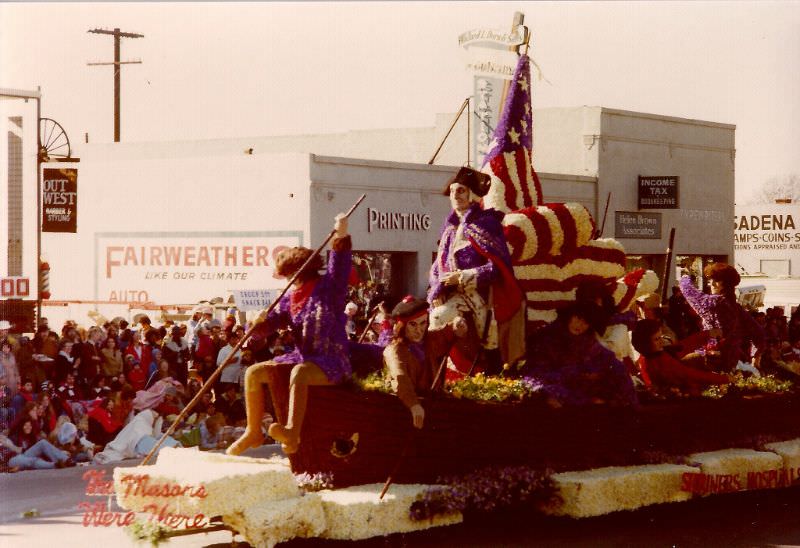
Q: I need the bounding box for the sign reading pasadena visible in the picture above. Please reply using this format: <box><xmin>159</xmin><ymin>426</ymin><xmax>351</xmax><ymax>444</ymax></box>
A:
<box><xmin>96</xmin><ymin>232</ymin><xmax>302</xmax><ymax>303</ymax></box>
<box><xmin>734</xmin><ymin>210</ymin><xmax>800</xmax><ymax>251</ymax></box>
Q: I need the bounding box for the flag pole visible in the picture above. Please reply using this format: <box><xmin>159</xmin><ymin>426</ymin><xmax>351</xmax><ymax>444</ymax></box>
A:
<box><xmin>140</xmin><ymin>194</ymin><xmax>367</xmax><ymax>465</ymax></box>
<box><xmin>428</xmin><ymin>97</ymin><xmax>470</xmax><ymax>165</ymax></box>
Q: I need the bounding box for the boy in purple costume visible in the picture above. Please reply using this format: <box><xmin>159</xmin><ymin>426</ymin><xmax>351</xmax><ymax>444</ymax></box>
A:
<box><xmin>678</xmin><ymin>262</ymin><xmax>765</xmax><ymax>372</ymax></box>
<box><xmin>428</xmin><ymin>167</ymin><xmax>525</xmax><ymax>370</ymax></box>
<box><xmin>227</xmin><ymin>213</ymin><xmax>352</xmax><ymax>455</ymax></box>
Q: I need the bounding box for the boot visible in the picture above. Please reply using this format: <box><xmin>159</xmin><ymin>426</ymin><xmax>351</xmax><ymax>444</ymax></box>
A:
<box><xmin>226</xmin><ymin>372</ymin><xmax>267</xmax><ymax>456</ymax></box>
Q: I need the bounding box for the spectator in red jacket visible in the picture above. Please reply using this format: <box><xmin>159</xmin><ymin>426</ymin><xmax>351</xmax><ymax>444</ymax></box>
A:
<box><xmin>125</xmin><ymin>331</ymin><xmax>152</xmax><ymax>377</ymax></box>
<box><xmin>632</xmin><ymin>319</ymin><xmax>731</xmax><ymax>395</ymax></box>
<box><xmin>125</xmin><ymin>355</ymin><xmax>147</xmax><ymax>392</ymax></box>
<box><xmin>86</xmin><ymin>397</ymin><xmax>123</xmax><ymax>448</ymax></box>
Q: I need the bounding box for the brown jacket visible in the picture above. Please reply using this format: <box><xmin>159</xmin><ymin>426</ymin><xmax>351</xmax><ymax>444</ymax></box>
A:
<box><xmin>382</xmin><ymin>326</ymin><xmax>456</xmax><ymax>410</ymax></box>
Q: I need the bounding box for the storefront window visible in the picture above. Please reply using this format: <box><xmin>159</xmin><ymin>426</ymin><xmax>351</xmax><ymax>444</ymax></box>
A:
<box><xmin>345</xmin><ymin>251</ymin><xmax>418</xmax><ymax>318</ymax></box>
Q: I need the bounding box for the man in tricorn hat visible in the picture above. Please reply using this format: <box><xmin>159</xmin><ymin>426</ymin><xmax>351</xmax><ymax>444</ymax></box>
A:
<box><xmin>428</xmin><ymin>166</ymin><xmax>525</xmax><ymax>376</ymax></box>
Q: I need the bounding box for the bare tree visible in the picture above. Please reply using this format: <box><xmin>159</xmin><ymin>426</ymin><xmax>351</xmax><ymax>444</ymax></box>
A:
<box><xmin>751</xmin><ymin>174</ymin><xmax>800</xmax><ymax>204</ymax></box>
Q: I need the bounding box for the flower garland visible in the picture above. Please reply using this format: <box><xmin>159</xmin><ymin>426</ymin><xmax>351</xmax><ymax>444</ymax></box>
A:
<box><xmin>701</xmin><ymin>373</ymin><xmax>794</xmax><ymax>399</ymax></box>
<box><xmin>446</xmin><ymin>373</ymin><xmax>541</xmax><ymax>403</ymax></box>
<box><xmin>409</xmin><ymin>466</ymin><xmax>557</xmax><ymax>521</ymax></box>
<box><xmin>296</xmin><ymin>472</ymin><xmax>334</xmax><ymax>493</ymax></box>
<box><xmin>350</xmin><ymin>370</ymin><xmax>393</xmax><ymax>394</ymax></box>
<box><xmin>126</xmin><ymin>520</ymin><xmax>171</xmax><ymax>546</ymax></box>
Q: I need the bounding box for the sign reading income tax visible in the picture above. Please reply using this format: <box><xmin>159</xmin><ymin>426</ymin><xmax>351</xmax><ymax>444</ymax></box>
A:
<box><xmin>42</xmin><ymin>168</ymin><xmax>78</xmax><ymax>232</ymax></box>
<box><xmin>638</xmin><ymin>176</ymin><xmax>679</xmax><ymax>209</ymax></box>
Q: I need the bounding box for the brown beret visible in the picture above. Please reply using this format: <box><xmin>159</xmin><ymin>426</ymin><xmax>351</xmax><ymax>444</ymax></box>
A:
<box><xmin>391</xmin><ymin>296</ymin><xmax>429</xmax><ymax>321</ymax></box>
<box><xmin>442</xmin><ymin>167</ymin><xmax>492</xmax><ymax>197</ymax></box>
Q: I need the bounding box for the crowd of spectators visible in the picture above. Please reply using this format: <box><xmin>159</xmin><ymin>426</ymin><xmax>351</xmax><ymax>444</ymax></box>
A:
<box><xmin>0</xmin><ymin>306</ymin><xmax>293</xmax><ymax>472</ymax></box>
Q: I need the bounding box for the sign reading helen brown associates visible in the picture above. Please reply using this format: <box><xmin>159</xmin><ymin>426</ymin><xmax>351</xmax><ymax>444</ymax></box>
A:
<box><xmin>42</xmin><ymin>168</ymin><xmax>78</xmax><ymax>232</ymax></box>
<box><xmin>614</xmin><ymin>211</ymin><xmax>662</xmax><ymax>239</ymax></box>
<box><xmin>638</xmin><ymin>175</ymin><xmax>679</xmax><ymax>209</ymax></box>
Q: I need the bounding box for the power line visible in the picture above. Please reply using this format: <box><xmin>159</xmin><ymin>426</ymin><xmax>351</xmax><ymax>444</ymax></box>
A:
<box><xmin>87</xmin><ymin>27</ymin><xmax>144</xmax><ymax>142</ymax></box>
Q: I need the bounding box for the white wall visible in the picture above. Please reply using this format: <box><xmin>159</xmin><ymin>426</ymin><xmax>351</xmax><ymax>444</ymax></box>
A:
<box><xmin>597</xmin><ymin>108</ymin><xmax>735</xmax><ymax>287</ymax></box>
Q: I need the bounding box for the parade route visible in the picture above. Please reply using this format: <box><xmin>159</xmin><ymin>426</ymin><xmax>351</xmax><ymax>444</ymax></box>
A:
<box><xmin>1</xmin><ymin>451</ymin><xmax>799</xmax><ymax>548</ymax></box>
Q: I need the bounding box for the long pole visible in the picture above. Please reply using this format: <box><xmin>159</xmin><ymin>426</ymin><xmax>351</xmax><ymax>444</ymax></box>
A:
<box><xmin>598</xmin><ymin>192</ymin><xmax>612</xmax><ymax>238</ymax></box>
<box><xmin>428</xmin><ymin>97</ymin><xmax>470</xmax><ymax>165</ymax></box>
<box><xmin>660</xmin><ymin>228</ymin><xmax>676</xmax><ymax>306</ymax></box>
<box><xmin>357</xmin><ymin>304</ymin><xmax>383</xmax><ymax>344</ymax></box>
<box><xmin>141</xmin><ymin>194</ymin><xmax>366</xmax><ymax>465</ymax></box>
<box><xmin>114</xmin><ymin>29</ymin><xmax>120</xmax><ymax>142</ymax></box>
<box><xmin>36</xmin><ymin>87</ymin><xmax>42</xmax><ymax>324</ymax></box>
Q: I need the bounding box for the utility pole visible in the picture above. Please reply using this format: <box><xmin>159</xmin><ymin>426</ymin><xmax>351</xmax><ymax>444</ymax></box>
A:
<box><xmin>87</xmin><ymin>28</ymin><xmax>143</xmax><ymax>142</ymax></box>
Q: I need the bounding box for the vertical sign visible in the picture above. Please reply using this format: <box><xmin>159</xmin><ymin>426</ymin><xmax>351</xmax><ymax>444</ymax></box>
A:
<box><xmin>42</xmin><ymin>168</ymin><xmax>78</xmax><ymax>232</ymax></box>
<box><xmin>459</xmin><ymin>23</ymin><xmax>526</xmax><ymax>167</ymax></box>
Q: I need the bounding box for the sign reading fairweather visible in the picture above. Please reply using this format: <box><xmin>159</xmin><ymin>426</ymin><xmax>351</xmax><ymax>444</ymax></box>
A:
<box><xmin>95</xmin><ymin>231</ymin><xmax>302</xmax><ymax>304</ymax></box>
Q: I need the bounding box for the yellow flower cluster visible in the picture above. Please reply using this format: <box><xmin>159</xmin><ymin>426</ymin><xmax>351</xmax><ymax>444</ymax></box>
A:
<box><xmin>447</xmin><ymin>373</ymin><xmax>536</xmax><ymax>403</ymax></box>
<box><xmin>702</xmin><ymin>373</ymin><xmax>794</xmax><ymax>399</ymax></box>
<box><xmin>351</xmin><ymin>371</ymin><xmax>393</xmax><ymax>394</ymax></box>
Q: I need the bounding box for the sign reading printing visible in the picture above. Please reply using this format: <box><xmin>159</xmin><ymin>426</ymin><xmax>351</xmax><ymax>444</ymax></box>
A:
<box><xmin>96</xmin><ymin>232</ymin><xmax>302</xmax><ymax>304</ymax></box>
<box><xmin>614</xmin><ymin>211</ymin><xmax>662</xmax><ymax>239</ymax></box>
<box><xmin>231</xmin><ymin>289</ymin><xmax>281</xmax><ymax>311</ymax></box>
<box><xmin>638</xmin><ymin>176</ymin><xmax>679</xmax><ymax>209</ymax></box>
<box><xmin>42</xmin><ymin>168</ymin><xmax>78</xmax><ymax>232</ymax></box>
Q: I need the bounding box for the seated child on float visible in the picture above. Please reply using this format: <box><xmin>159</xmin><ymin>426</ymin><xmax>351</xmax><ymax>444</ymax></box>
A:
<box><xmin>523</xmin><ymin>302</ymin><xmax>638</xmax><ymax>407</ymax></box>
<box><xmin>631</xmin><ymin>319</ymin><xmax>730</xmax><ymax>395</ymax></box>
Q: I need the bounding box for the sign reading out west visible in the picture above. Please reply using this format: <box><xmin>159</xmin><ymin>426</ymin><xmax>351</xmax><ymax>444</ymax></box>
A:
<box><xmin>638</xmin><ymin>175</ymin><xmax>679</xmax><ymax>209</ymax></box>
<box><xmin>42</xmin><ymin>168</ymin><xmax>78</xmax><ymax>232</ymax></box>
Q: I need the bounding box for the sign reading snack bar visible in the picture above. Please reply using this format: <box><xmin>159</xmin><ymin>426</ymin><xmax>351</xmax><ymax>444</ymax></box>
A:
<box><xmin>42</xmin><ymin>168</ymin><xmax>78</xmax><ymax>232</ymax></box>
<box><xmin>95</xmin><ymin>231</ymin><xmax>302</xmax><ymax>304</ymax></box>
<box><xmin>614</xmin><ymin>211</ymin><xmax>662</xmax><ymax>239</ymax></box>
<box><xmin>638</xmin><ymin>176</ymin><xmax>679</xmax><ymax>209</ymax></box>
<box><xmin>231</xmin><ymin>289</ymin><xmax>281</xmax><ymax>311</ymax></box>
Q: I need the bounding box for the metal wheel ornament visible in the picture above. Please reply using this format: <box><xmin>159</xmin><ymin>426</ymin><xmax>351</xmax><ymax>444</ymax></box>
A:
<box><xmin>38</xmin><ymin>118</ymin><xmax>72</xmax><ymax>162</ymax></box>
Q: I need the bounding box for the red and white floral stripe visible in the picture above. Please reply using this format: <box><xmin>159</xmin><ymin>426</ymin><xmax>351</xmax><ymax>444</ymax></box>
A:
<box><xmin>502</xmin><ymin>202</ymin><xmax>596</xmax><ymax>262</ymax></box>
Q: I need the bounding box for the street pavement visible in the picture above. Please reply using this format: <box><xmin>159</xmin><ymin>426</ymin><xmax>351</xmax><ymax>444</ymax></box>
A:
<box><xmin>1</xmin><ymin>447</ymin><xmax>799</xmax><ymax>548</ymax></box>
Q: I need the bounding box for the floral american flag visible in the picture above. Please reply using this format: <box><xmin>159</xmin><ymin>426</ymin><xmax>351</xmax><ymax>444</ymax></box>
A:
<box><xmin>481</xmin><ymin>54</ymin><xmax>543</xmax><ymax>213</ymax></box>
<box><xmin>480</xmin><ymin>53</ymin><xmax>629</xmax><ymax>331</ymax></box>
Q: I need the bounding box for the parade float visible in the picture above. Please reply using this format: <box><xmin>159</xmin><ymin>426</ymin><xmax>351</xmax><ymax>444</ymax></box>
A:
<box><xmin>113</xmin><ymin>47</ymin><xmax>800</xmax><ymax>548</ymax></box>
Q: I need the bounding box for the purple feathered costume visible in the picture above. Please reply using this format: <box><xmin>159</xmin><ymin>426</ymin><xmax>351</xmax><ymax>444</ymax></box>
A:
<box><xmin>253</xmin><ymin>237</ymin><xmax>352</xmax><ymax>384</ymax></box>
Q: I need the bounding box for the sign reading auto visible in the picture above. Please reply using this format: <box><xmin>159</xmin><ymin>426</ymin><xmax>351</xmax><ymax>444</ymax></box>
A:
<box><xmin>96</xmin><ymin>232</ymin><xmax>302</xmax><ymax>304</ymax></box>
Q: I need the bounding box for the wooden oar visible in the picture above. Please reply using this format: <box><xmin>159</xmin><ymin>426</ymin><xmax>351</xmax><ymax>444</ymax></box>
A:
<box><xmin>379</xmin><ymin>347</ymin><xmax>456</xmax><ymax>500</ymax></box>
<box><xmin>357</xmin><ymin>303</ymin><xmax>384</xmax><ymax>344</ymax></box>
<box><xmin>140</xmin><ymin>194</ymin><xmax>367</xmax><ymax>465</ymax></box>
<box><xmin>379</xmin><ymin>429</ymin><xmax>415</xmax><ymax>500</ymax></box>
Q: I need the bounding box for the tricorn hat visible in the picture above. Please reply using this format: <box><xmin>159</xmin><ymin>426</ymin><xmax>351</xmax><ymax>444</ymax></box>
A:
<box><xmin>442</xmin><ymin>167</ymin><xmax>491</xmax><ymax>197</ymax></box>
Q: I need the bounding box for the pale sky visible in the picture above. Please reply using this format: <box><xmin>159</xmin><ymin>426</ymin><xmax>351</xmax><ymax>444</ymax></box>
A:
<box><xmin>2</xmin><ymin>1</ymin><xmax>798</xmax><ymax>201</ymax></box>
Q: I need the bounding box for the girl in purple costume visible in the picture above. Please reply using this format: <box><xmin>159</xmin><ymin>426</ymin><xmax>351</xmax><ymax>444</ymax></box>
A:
<box><xmin>678</xmin><ymin>262</ymin><xmax>765</xmax><ymax>372</ymax></box>
<box><xmin>227</xmin><ymin>214</ymin><xmax>352</xmax><ymax>455</ymax></box>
